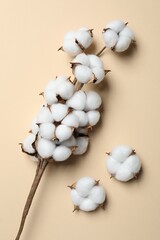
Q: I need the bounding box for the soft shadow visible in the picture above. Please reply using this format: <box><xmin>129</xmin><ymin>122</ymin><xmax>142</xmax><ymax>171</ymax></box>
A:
<box><xmin>114</xmin><ymin>42</ymin><xmax>138</xmax><ymax>59</ymax></box>
<box><xmin>85</xmin><ymin>41</ymin><xmax>98</xmax><ymax>55</ymax></box>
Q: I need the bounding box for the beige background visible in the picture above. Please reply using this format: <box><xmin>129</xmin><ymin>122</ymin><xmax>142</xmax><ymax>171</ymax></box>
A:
<box><xmin>0</xmin><ymin>0</ymin><xmax>160</xmax><ymax>239</ymax></box>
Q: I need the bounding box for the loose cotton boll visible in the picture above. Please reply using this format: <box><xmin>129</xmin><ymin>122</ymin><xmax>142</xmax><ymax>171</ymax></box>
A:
<box><xmin>62</xmin><ymin>113</ymin><xmax>79</xmax><ymax>128</ymax></box>
<box><xmin>73</xmin><ymin>110</ymin><xmax>88</xmax><ymax>127</ymax></box>
<box><xmin>85</xmin><ymin>91</ymin><xmax>102</xmax><ymax>111</ymax></box>
<box><xmin>51</xmin><ymin>103</ymin><xmax>68</xmax><ymax>122</ymax></box>
<box><xmin>73</xmin><ymin>137</ymin><xmax>89</xmax><ymax>155</ymax></box>
<box><xmin>76</xmin><ymin>28</ymin><xmax>93</xmax><ymax>49</ymax></box>
<box><xmin>39</xmin><ymin>123</ymin><xmax>55</xmax><ymax>140</ymax></box>
<box><xmin>56</xmin><ymin>80</ymin><xmax>74</xmax><ymax>100</ymax></box>
<box><xmin>106</xmin><ymin>145</ymin><xmax>142</xmax><ymax>182</ymax></box>
<box><xmin>76</xmin><ymin>177</ymin><xmax>95</xmax><ymax>197</ymax></box>
<box><xmin>53</xmin><ymin>145</ymin><xmax>72</xmax><ymax>161</ymax></box>
<box><xmin>74</xmin><ymin>65</ymin><xmax>93</xmax><ymax>84</ymax></box>
<box><xmin>22</xmin><ymin>134</ymin><xmax>36</xmax><ymax>154</ymax></box>
<box><xmin>87</xmin><ymin>111</ymin><xmax>100</xmax><ymax>126</ymax></box>
<box><xmin>36</xmin><ymin>138</ymin><xmax>55</xmax><ymax>159</ymax></box>
<box><xmin>67</xmin><ymin>90</ymin><xmax>86</xmax><ymax>111</ymax></box>
<box><xmin>89</xmin><ymin>186</ymin><xmax>106</xmax><ymax>204</ymax></box>
<box><xmin>55</xmin><ymin>124</ymin><xmax>72</xmax><ymax>142</ymax></box>
<box><xmin>36</xmin><ymin>106</ymin><xmax>53</xmax><ymax>124</ymax></box>
<box><xmin>69</xmin><ymin>177</ymin><xmax>106</xmax><ymax>212</ymax></box>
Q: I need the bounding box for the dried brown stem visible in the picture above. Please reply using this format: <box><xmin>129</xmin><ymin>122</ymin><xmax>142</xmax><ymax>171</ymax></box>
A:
<box><xmin>77</xmin><ymin>83</ymin><xmax>84</xmax><ymax>91</ymax></box>
<box><xmin>14</xmin><ymin>159</ymin><xmax>49</xmax><ymax>240</ymax></box>
<box><xmin>72</xmin><ymin>78</ymin><xmax>77</xmax><ymax>85</ymax></box>
<box><xmin>96</xmin><ymin>46</ymin><xmax>106</xmax><ymax>56</ymax></box>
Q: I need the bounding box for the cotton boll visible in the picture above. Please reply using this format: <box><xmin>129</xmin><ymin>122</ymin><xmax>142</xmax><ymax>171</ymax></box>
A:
<box><xmin>79</xmin><ymin>199</ymin><xmax>98</xmax><ymax>212</ymax></box>
<box><xmin>87</xmin><ymin>111</ymin><xmax>100</xmax><ymax>126</ymax></box>
<box><xmin>73</xmin><ymin>110</ymin><xmax>88</xmax><ymax>127</ymax></box>
<box><xmin>66</xmin><ymin>90</ymin><xmax>86</xmax><ymax>111</ymax></box>
<box><xmin>103</xmin><ymin>21</ymin><xmax>135</xmax><ymax>52</ymax></box>
<box><xmin>76</xmin><ymin>28</ymin><xmax>93</xmax><ymax>49</ymax></box>
<box><xmin>39</xmin><ymin>123</ymin><xmax>55</xmax><ymax>140</ymax></box>
<box><xmin>115</xmin><ymin>36</ymin><xmax>131</xmax><ymax>52</ymax></box>
<box><xmin>111</xmin><ymin>145</ymin><xmax>132</xmax><ymax>163</ymax></box>
<box><xmin>62</xmin><ymin>113</ymin><xmax>79</xmax><ymax>128</ymax></box>
<box><xmin>85</xmin><ymin>91</ymin><xmax>102</xmax><ymax>111</ymax></box>
<box><xmin>88</xmin><ymin>54</ymin><xmax>104</xmax><ymax>69</ymax></box>
<box><xmin>115</xmin><ymin>166</ymin><xmax>134</xmax><ymax>182</ymax></box>
<box><xmin>37</xmin><ymin>106</ymin><xmax>53</xmax><ymax>123</ymax></box>
<box><xmin>56</xmin><ymin>80</ymin><xmax>74</xmax><ymax>100</ymax></box>
<box><xmin>92</xmin><ymin>67</ymin><xmax>105</xmax><ymax>84</ymax></box>
<box><xmin>71</xmin><ymin>189</ymin><xmax>84</xmax><ymax>206</ymax></box>
<box><xmin>73</xmin><ymin>137</ymin><xmax>89</xmax><ymax>155</ymax></box>
<box><xmin>106</xmin><ymin>146</ymin><xmax>142</xmax><ymax>182</ymax></box>
<box><xmin>36</xmin><ymin>138</ymin><xmax>55</xmax><ymax>158</ymax></box>
<box><xmin>106</xmin><ymin>20</ymin><xmax>125</xmax><ymax>33</ymax></box>
<box><xmin>53</xmin><ymin>145</ymin><xmax>72</xmax><ymax>161</ymax></box>
<box><xmin>123</xmin><ymin>155</ymin><xmax>141</xmax><ymax>174</ymax></box>
<box><xmin>74</xmin><ymin>65</ymin><xmax>93</xmax><ymax>84</ymax></box>
<box><xmin>51</xmin><ymin>103</ymin><xmax>68</xmax><ymax>122</ymax></box>
<box><xmin>55</xmin><ymin>124</ymin><xmax>72</xmax><ymax>142</ymax></box>
<box><xmin>70</xmin><ymin>177</ymin><xmax>106</xmax><ymax>212</ymax></box>
<box><xmin>119</xmin><ymin>26</ymin><xmax>135</xmax><ymax>41</ymax></box>
<box><xmin>31</xmin><ymin>117</ymin><xmax>39</xmax><ymax>135</ymax></box>
<box><xmin>61</xmin><ymin>136</ymin><xmax>77</xmax><ymax>147</ymax></box>
<box><xmin>89</xmin><ymin>186</ymin><xmax>105</xmax><ymax>204</ymax></box>
<box><xmin>106</xmin><ymin>156</ymin><xmax>121</xmax><ymax>175</ymax></box>
<box><xmin>72</xmin><ymin>53</ymin><xmax>90</xmax><ymax>66</ymax></box>
<box><xmin>44</xmin><ymin>89</ymin><xmax>58</xmax><ymax>105</ymax></box>
<box><xmin>76</xmin><ymin>177</ymin><xmax>95</xmax><ymax>197</ymax></box>
<box><xmin>23</xmin><ymin>134</ymin><xmax>36</xmax><ymax>154</ymax></box>
<box><xmin>103</xmin><ymin>29</ymin><xmax>118</xmax><ymax>48</ymax></box>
